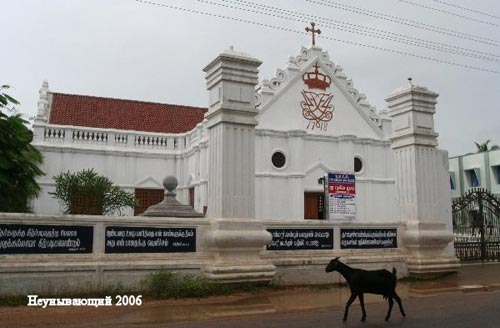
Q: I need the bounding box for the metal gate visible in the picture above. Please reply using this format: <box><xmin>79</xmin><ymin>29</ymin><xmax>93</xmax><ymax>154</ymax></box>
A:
<box><xmin>452</xmin><ymin>188</ymin><xmax>500</xmax><ymax>261</ymax></box>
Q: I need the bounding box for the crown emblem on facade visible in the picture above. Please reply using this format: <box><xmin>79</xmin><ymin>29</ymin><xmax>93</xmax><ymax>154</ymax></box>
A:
<box><xmin>302</xmin><ymin>63</ymin><xmax>331</xmax><ymax>90</ymax></box>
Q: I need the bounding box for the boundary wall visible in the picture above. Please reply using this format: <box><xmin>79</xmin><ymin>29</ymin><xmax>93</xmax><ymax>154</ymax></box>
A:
<box><xmin>0</xmin><ymin>213</ymin><xmax>406</xmax><ymax>296</ymax></box>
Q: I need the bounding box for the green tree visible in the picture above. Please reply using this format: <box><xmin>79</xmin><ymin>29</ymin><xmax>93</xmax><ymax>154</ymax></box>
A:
<box><xmin>0</xmin><ymin>85</ymin><xmax>44</xmax><ymax>212</ymax></box>
<box><xmin>50</xmin><ymin>169</ymin><xmax>138</xmax><ymax>215</ymax></box>
<box><xmin>474</xmin><ymin>140</ymin><xmax>491</xmax><ymax>153</ymax></box>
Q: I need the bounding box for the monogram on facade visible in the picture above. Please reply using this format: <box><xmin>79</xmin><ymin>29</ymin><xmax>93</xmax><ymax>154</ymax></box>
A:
<box><xmin>301</xmin><ymin>62</ymin><xmax>334</xmax><ymax>131</ymax></box>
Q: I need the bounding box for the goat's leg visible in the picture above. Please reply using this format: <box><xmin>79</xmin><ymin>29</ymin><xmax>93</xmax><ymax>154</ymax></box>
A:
<box><xmin>343</xmin><ymin>293</ymin><xmax>358</xmax><ymax>322</ymax></box>
<box><xmin>358</xmin><ymin>293</ymin><xmax>367</xmax><ymax>322</ymax></box>
<box><xmin>394</xmin><ymin>293</ymin><xmax>406</xmax><ymax>317</ymax></box>
<box><xmin>385</xmin><ymin>297</ymin><xmax>394</xmax><ymax>321</ymax></box>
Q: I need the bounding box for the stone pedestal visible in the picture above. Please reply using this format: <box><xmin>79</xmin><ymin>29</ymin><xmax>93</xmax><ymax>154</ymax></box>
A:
<box><xmin>403</xmin><ymin>221</ymin><xmax>458</xmax><ymax>278</ymax></box>
<box><xmin>386</xmin><ymin>81</ymin><xmax>459</xmax><ymax>278</ymax></box>
<box><xmin>141</xmin><ymin>176</ymin><xmax>204</xmax><ymax>217</ymax></box>
<box><xmin>202</xmin><ymin>48</ymin><xmax>275</xmax><ymax>282</ymax></box>
<box><xmin>204</xmin><ymin>219</ymin><xmax>275</xmax><ymax>283</ymax></box>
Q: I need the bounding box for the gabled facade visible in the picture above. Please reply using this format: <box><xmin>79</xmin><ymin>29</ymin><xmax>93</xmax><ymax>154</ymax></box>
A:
<box><xmin>253</xmin><ymin>46</ymin><xmax>395</xmax><ymax>221</ymax></box>
<box><xmin>32</xmin><ymin>45</ymin><xmax>397</xmax><ymax>221</ymax></box>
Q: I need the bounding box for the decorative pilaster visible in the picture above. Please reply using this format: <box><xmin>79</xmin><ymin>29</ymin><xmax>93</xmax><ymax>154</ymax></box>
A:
<box><xmin>386</xmin><ymin>81</ymin><xmax>459</xmax><ymax>278</ymax></box>
<box><xmin>35</xmin><ymin>80</ymin><xmax>50</xmax><ymax>123</ymax></box>
<box><xmin>33</xmin><ymin>81</ymin><xmax>50</xmax><ymax>143</ymax></box>
<box><xmin>202</xmin><ymin>48</ymin><xmax>275</xmax><ymax>282</ymax></box>
<box><xmin>204</xmin><ymin>48</ymin><xmax>261</xmax><ymax>219</ymax></box>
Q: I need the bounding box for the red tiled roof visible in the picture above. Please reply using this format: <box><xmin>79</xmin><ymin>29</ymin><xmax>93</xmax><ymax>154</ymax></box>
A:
<box><xmin>48</xmin><ymin>93</ymin><xmax>207</xmax><ymax>134</ymax></box>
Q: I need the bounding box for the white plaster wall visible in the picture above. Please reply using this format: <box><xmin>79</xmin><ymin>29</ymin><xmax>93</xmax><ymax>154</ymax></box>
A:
<box><xmin>34</xmin><ymin>147</ymin><xmax>178</xmax><ymax>215</ymax></box>
<box><xmin>35</xmin><ymin>184</ymin><xmax>61</xmax><ymax>214</ymax></box>
<box><xmin>33</xmin><ymin>126</ymin><xmax>209</xmax><ymax>216</ymax></box>
<box><xmin>34</xmin><ymin>116</ymin><xmax>396</xmax><ymax>222</ymax></box>
<box><xmin>254</xmin><ymin>132</ymin><xmax>397</xmax><ymax>221</ymax></box>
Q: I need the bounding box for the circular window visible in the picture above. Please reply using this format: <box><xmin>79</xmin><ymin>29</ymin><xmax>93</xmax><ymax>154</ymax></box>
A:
<box><xmin>354</xmin><ymin>157</ymin><xmax>363</xmax><ymax>173</ymax></box>
<box><xmin>272</xmin><ymin>151</ymin><xmax>286</xmax><ymax>169</ymax></box>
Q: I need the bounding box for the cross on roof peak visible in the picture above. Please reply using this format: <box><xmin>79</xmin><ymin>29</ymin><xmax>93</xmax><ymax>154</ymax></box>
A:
<box><xmin>305</xmin><ymin>22</ymin><xmax>321</xmax><ymax>46</ymax></box>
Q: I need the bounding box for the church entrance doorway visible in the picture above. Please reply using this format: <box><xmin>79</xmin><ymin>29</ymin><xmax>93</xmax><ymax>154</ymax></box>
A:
<box><xmin>304</xmin><ymin>192</ymin><xmax>325</xmax><ymax>220</ymax></box>
<box><xmin>189</xmin><ymin>187</ymin><xmax>195</xmax><ymax>208</ymax></box>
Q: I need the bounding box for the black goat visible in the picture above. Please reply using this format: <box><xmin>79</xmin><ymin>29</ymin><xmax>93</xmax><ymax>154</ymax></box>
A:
<box><xmin>325</xmin><ymin>257</ymin><xmax>406</xmax><ymax>322</ymax></box>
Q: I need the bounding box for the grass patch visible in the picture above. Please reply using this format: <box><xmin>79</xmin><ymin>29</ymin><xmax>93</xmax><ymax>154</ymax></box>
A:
<box><xmin>144</xmin><ymin>271</ymin><xmax>283</xmax><ymax>299</ymax></box>
<box><xmin>144</xmin><ymin>271</ymin><xmax>233</xmax><ymax>299</ymax></box>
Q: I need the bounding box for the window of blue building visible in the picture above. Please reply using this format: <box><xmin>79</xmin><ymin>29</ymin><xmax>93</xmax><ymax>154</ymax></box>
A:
<box><xmin>466</xmin><ymin>169</ymin><xmax>480</xmax><ymax>187</ymax></box>
<box><xmin>450</xmin><ymin>173</ymin><xmax>456</xmax><ymax>190</ymax></box>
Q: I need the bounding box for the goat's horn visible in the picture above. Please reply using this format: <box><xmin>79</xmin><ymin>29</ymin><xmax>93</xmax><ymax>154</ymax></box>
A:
<box><xmin>334</xmin><ymin>257</ymin><xmax>340</xmax><ymax>261</ymax></box>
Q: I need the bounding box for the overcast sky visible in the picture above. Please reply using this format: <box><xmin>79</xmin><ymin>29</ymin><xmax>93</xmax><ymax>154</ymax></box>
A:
<box><xmin>3</xmin><ymin>0</ymin><xmax>500</xmax><ymax>156</ymax></box>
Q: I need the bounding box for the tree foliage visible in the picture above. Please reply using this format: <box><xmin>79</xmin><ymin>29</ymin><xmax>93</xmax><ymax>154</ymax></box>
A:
<box><xmin>474</xmin><ymin>140</ymin><xmax>491</xmax><ymax>153</ymax></box>
<box><xmin>0</xmin><ymin>85</ymin><xmax>44</xmax><ymax>212</ymax></box>
<box><xmin>50</xmin><ymin>169</ymin><xmax>138</xmax><ymax>215</ymax></box>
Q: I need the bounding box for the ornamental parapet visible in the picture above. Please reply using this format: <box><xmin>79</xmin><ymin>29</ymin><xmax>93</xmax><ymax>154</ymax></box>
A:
<box><xmin>32</xmin><ymin>122</ymin><xmax>207</xmax><ymax>154</ymax></box>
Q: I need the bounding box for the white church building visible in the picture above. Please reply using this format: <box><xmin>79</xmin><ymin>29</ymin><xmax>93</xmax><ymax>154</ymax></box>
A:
<box><xmin>32</xmin><ymin>44</ymin><xmax>399</xmax><ymax>222</ymax></box>
<box><xmin>1</xmin><ymin>35</ymin><xmax>460</xmax><ymax>287</ymax></box>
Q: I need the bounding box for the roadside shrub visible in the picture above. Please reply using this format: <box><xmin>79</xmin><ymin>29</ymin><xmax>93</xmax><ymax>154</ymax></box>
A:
<box><xmin>50</xmin><ymin>169</ymin><xmax>138</xmax><ymax>215</ymax></box>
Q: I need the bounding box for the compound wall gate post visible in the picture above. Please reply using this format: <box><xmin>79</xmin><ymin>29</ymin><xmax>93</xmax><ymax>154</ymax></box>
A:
<box><xmin>479</xmin><ymin>191</ymin><xmax>486</xmax><ymax>262</ymax></box>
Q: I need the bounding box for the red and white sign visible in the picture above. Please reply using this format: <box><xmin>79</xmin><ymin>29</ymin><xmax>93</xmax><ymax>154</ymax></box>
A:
<box><xmin>328</xmin><ymin>172</ymin><xmax>356</xmax><ymax>220</ymax></box>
